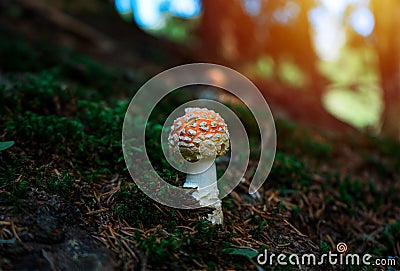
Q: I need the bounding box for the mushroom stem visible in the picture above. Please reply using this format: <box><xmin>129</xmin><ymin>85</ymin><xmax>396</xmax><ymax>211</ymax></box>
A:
<box><xmin>183</xmin><ymin>158</ymin><xmax>223</xmax><ymax>224</ymax></box>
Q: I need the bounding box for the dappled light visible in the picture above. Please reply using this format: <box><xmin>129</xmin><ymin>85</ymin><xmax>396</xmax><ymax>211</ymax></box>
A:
<box><xmin>113</xmin><ymin>0</ymin><xmax>398</xmax><ymax>137</ymax></box>
<box><xmin>308</xmin><ymin>5</ymin><xmax>347</xmax><ymax>60</ymax></box>
<box><xmin>241</xmin><ymin>0</ymin><xmax>262</xmax><ymax>17</ymax></box>
<box><xmin>277</xmin><ymin>58</ymin><xmax>308</xmax><ymax>88</ymax></box>
<box><xmin>349</xmin><ymin>6</ymin><xmax>375</xmax><ymax>36</ymax></box>
<box><xmin>272</xmin><ymin>1</ymin><xmax>300</xmax><ymax>24</ymax></box>
<box><xmin>115</xmin><ymin>0</ymin><xmax>201</xmax><ymax>41</ymax></box>
<box><xmin>115</xmin><ymin>0</ymin><xmax>202</xmax><ymax>29</ymax></box>
<box><xmin>319</xmin><ymin>47</ymin><xmax>382</xmax><ymax>129</ymax></box>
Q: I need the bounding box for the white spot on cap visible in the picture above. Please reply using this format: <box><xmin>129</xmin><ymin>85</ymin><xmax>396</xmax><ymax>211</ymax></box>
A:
<box><xmin>175</xmin><ymin>121</ymin><xmax>182</xmax><ymax>129</ymax></box>
<box><xmin>193</xmin><ymin>138</ymin><xmax>202</xmax><ymax>144</ymax></box>
<box><xmin>178</xmin><ymin>142</ymin><xmax>194</xmax><ymax>147</ymax></box>
<box><xmin>179</xmin><ymin>136</ymin><xmax>192</xmax><ymax>142</ymax></box>
<box><xmin>199</xmin><ymin>121</ymin><xmax>209</xmax><ymax>131</ymax></box>
<box><xmin>187</xmin><ymin>129</ymin><xmax>196</xmax><ymax>136</ymax></box>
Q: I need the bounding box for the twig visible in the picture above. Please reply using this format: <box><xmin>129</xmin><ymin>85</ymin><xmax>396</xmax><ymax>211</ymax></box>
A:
<box><xmin>283</xmin><ymin>219</ymin><xmax>307</xmax><ymax>237</ymax></box>
<box><xmin>10</xmin><ymin>220</ymin><xmax>21</xmax><ymax>242</ymax></box>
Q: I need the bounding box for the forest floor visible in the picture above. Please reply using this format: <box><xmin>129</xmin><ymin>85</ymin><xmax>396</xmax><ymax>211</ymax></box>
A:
<box><xmin>0</xmin><ymin>18</ymin><xmax>400</xmax><ymax>271</ymax></box>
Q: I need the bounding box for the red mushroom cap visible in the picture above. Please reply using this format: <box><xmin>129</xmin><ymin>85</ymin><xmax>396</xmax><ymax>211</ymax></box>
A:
<box><xmin>168</xmin><ymin>107</ymin><xmax>230</xmax><ymax>161</ymax></box>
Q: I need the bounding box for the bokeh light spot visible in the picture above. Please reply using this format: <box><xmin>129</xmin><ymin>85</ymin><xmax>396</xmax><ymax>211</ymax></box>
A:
<box><xmin>168</xmin><ymin>0</ymin><xmax>202</xmax><ymax>18</ymax></box>
<box><xmin>349</xmin><ymin>7</ymin><xmax>375</xmax><ymax>36</ymax></box>
<box><xmin>273</xmin><ymin>1</ymin><xmax>300</xmax><ymax>24</ymax></box>
<box><xmin>133</xmin><ymin>0</ymin><xmax>166</xmax><ymax>29</ymax></box>
<box><xmin>115</xmin><ymin>0</ymin><xmax>132</xmax><ymax>13</ymax></box>
<box><xmin>242</xmin><ymin>0</ymin><xmax>262</xmax><ymax>17</ymax></box>
<box><xmin>115</xmin><ymin>0</ymin><xmax>202</xmax><ymax>30</ymax></box>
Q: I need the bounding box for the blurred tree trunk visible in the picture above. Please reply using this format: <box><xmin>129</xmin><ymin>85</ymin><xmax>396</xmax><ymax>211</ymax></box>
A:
<box><xmin>371</xmin><ymin>1</ymin><xmax>400</xmax><ymax>139</ymax></box>
<box><xmin>197</xmin><ymin>0</ymin><xmax>258</xmax><ymax>63</ymax></box>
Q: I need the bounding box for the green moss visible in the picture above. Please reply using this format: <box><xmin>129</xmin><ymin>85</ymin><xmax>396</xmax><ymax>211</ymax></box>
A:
<box><xmin>138</xmin><ymin>233</ymin><xmax>182</xmax><ymax>264</ymax></box>
<box><xmin>291</xmin><ymin>205</ymin><xmax>301</xmax><ymax>217</ymax></box>
<box><xmin>6</xmin><ymin>111</ymin><xmax>85</xmax><ymax>145</ymax></box>
<box><xmin>270</xmin><ymin>152</ymin><xmax>311</xmax><ymax>190</ymax></box>
<box><xmin>381</xmin><ymin>220</ymin><xmax>400</xmax><ymax>249</ymax></box>
<box><xmin>369</xmin><ymin>135</ymin><xmax>400</xmax><ymax>167</ymax></box>
<box><xmin>319</xmin><ymin>241</ymin><xmax>330</xmax><ymax>254</ymax></box>
<box><xmin>2</xmin><ymin>71</ymin><xmax>129</xmax><ymax>168</ymax></box>
<box><xmin>276</xmin><ymin>117</ymin><xmax>333</xmax><ymax>159</ymax></box>
<box><xmin>336</xmin><ymin>175</ymin><xmax>384</xmax><ymax>212</ymax></box>
<box><xmin>0</xmin><ymin>160</ymin><xmax>29</xmax><ymax>210</ymax></box>
<box><xmin>362</xmin><ymin>153</ymin><xmax>393</xmax><ymax>177</ymax></box>
<box><xmin>39</xmin><ymin>171</ymin><xmax>75</xmax><ymax>197</ymax></box>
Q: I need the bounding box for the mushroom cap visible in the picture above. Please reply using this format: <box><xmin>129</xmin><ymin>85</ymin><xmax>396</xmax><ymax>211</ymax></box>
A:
<box><xmin>168</xmin><ymin>107</ymin><xmax>230</xmax><ymax>161</ymax></box>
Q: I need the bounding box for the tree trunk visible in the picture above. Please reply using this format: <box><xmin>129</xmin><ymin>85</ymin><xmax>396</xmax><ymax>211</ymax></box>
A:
<box><xmin>371</xmin><ymin>0</ymin><xmax>400</xmax><ymax>139</ymax></box>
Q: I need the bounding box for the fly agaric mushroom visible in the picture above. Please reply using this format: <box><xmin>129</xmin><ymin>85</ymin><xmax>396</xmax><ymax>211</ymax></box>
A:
<box><xmin>168</xmin><ymin>107</ymin><xmax>230</xmax><ymax>224</ymax></box>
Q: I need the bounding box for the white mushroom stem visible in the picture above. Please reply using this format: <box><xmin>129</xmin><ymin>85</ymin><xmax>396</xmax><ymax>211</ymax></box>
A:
<box><xmin>183</xmin><ymin>157</ymin><xmax>223</xmax><ymax>224</ymax></box>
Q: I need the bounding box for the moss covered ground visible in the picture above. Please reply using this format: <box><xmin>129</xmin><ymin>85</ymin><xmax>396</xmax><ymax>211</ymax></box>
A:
<box><xmin>0</xmin><ymin>28</ymin><xmax>399</xmax><ymax>270</ymax></box>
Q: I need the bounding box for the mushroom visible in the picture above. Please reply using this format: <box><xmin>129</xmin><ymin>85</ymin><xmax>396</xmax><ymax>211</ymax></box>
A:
<box><xmin>168</xmin><ymin>107</ymin><xmax>230</xmax><ymax>224</ymax></box>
